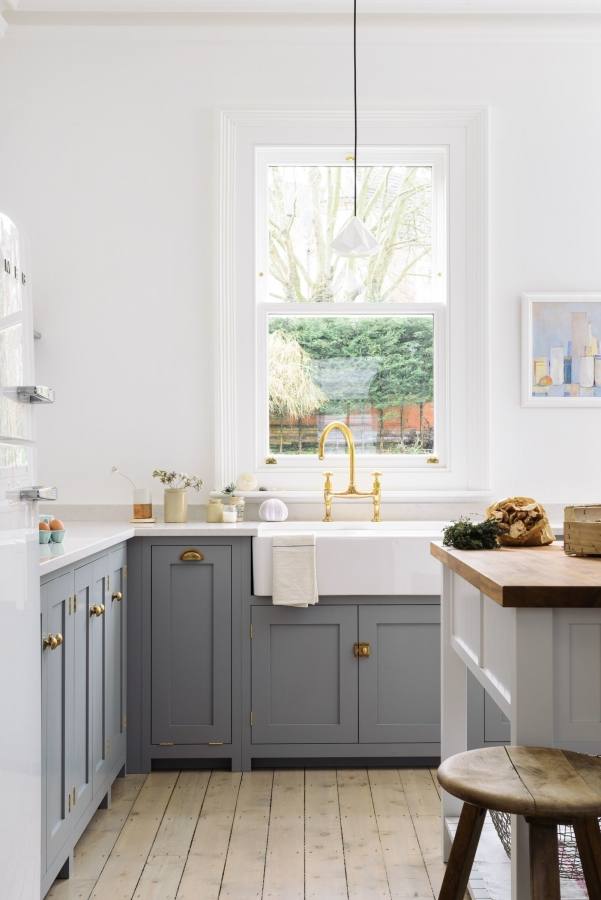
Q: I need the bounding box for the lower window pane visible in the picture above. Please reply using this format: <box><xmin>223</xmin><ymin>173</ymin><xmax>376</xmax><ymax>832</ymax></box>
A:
<box><xmin>268</xmin><ymin>316</ymin><xmax>434</xmax><ymax>456</ymax></box>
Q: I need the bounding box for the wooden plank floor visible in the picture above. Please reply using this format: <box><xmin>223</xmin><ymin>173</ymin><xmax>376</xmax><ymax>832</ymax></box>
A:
<box><xmin>47</xmin><ymin>768</ymin><xmax>450</xmax><ymax>900</ymax></box>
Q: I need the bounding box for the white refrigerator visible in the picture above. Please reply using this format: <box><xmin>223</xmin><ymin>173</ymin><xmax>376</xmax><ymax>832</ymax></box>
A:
<box><xmin>0</xmin><ymin>212</ymin><xmax>55</xmax><ymax>898</ymax></box>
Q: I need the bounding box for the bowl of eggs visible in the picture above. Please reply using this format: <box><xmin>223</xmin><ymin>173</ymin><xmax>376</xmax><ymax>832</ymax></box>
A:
<box><xmin>39</xmin><ymin>517</ymin><xmax>66</xmax><ymax>544</ymax></box>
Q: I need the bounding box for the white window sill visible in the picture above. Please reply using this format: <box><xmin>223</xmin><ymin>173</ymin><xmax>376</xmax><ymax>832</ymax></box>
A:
<box><xmin>211</xmin><ymin>489</ymin><xmax>493</xmax><ymax>504</ymax></box>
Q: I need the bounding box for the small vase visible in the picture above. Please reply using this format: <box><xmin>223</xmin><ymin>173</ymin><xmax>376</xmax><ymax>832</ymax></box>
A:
<box><xmin>164</xmin><ymin>488</ymin><xmax>188</xmax><ymax>523</ymax></box>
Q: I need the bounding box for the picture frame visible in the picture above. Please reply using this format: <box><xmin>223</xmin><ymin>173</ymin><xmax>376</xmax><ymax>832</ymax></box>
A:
<box><xmin>522</xmin><ymin>292</ymin><xmax>601</xmax><ymax>407</ymax></box>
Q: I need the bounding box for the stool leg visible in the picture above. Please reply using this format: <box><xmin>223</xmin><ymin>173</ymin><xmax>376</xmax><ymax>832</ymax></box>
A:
<box><xmin>438</xmin><ymin>803</ymin><xmax>486</xmax><ymax>900</ymax></box>
<box><xmin>528</xmin><ymin>820</ymin><xmax>560</xmax><ymax>900</ymax></box>
<box><xmin>574</xmin><ymin>817</ymin><xmax>601</xmax><ymax>898</ymax></box>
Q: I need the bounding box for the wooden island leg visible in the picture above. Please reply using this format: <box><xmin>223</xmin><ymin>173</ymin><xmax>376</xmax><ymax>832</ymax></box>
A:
<box><xmin>511</xmin><ymin>609</ymin><xmax>555</xmax><ymax>900</ymax></box>
<box><xmin>441</xmin><ymin>568</ymin><xmax>469</xmax><ymax>860</ymax></box>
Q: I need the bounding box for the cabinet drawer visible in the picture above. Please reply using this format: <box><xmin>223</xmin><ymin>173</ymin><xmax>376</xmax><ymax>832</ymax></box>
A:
<box><xmin>151</xmin><ymin>546</ymin><xmax>232</xmax><ymax>745</ymax></box>
<box><xmin>251</xmin><ymin>605</ymin><xmax>358</xmax><ymax>744</ymax></box>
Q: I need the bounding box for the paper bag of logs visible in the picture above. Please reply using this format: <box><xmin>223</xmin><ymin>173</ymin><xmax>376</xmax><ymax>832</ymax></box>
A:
<box><xmin>486</xmin><ymin>496</ymin><xmax>555</xmax><ymax>547</ymax></box>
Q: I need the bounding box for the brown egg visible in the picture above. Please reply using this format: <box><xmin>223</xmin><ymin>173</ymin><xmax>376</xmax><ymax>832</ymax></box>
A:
<box><xmin>49</xmin><ymin>518</ymin><xmax>64</xmax><ymax>531</ymax></box>
<box><xmin>39</xmin><ymin>521</ymin><xmax>50</xmax><ymax>531</ymax></box>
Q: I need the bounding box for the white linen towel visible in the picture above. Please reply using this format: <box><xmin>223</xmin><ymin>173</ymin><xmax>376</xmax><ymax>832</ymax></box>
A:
<box><xmin>272</xmin><ymin>534</ymin><xmax>318</xmax><ymax>608</ymax></box>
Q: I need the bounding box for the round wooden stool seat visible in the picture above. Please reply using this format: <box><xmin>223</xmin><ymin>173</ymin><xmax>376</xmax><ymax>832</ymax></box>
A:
<box><xmin>438</xmin><ymin>745</ymin><xmax>601</xmax><ymax>819</ymax></box>
<box><xmin>437</xmin><ymin>746</ymin><xmax>601</xmax><ymax>900</ymax></box>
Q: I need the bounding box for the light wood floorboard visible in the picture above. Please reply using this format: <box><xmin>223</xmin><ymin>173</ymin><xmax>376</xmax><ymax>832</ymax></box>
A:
<box><xmin>45</xmin><ymin>768</ymin><xmax>452</xmax><ymax>900</ymax></box>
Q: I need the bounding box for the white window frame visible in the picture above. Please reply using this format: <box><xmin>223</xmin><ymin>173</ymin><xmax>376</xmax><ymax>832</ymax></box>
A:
<box><xmin>255</xmin><ymin>146</ymin><xmax>447</xmax><ymax>475</ymax></box>
<box><xmin>217</xmin><ymin>109</ymin><xmax>490</xmax><ymax>497</ymax></box>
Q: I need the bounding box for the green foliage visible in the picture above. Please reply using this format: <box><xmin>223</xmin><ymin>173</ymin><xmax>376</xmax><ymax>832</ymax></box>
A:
<box><xmin>270</xmin><ymin>316</ymin><xmax>433</xmax><ymax>410</ymax></box>
<box><xmin>442</xmin><ymin>517</ymin><xmax>502</xmax><ymax>551</ymax></box>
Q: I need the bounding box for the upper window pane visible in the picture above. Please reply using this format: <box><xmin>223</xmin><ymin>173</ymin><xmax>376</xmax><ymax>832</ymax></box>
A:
<box><xmin>267</xmin><ymin>165</ymin><xmax>433</xmax><ymax>304</ymax></box>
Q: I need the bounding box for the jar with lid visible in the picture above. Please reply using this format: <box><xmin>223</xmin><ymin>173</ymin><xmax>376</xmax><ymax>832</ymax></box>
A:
<box><xmin>206</xmin><ymin>498</ymin><xmax>223</xmax><ymax>523</ymax></box>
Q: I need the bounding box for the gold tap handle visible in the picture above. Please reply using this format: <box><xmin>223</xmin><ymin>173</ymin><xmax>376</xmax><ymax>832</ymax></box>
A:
<box><xmin>323</xmin><ymin>472</ymin><xmax>334</xmax><ymax>522</ymax></box>
<box><xmin>371</xmin><ymin>472</ymin><xmax>382</xmax><ymax>523</ymax></box>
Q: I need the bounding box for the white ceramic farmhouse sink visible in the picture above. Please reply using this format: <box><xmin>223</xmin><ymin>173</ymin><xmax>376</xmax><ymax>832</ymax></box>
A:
<box><xmin>252</xmin><ymin>520</ymin><xmax>447</xmax><ymax>596</ymax></box>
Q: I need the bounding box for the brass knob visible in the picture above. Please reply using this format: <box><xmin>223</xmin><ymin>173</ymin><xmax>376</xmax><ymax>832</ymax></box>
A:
<box><xmin>112</xmin><ymin>591</ymin><xmax>123</xmax><ymax>602</ymax></box>
<box><xmin>90</xmin><ymin>604</ymin><xmax>105</xmax><ymax>617</ymax></box>
<box><xmin>180</xmin><ymin>550</ymin><xmax>204</xmax><ymax>562</ymax></box>
<box><xmin>43</xmin><ymin>633</ymin><xmax>63</xmax><ymax>651</ymax></box>
<box><xmin>353</xmin><ymin>642</ymin><xmax>371</xmax><ymax>658</ymax></box>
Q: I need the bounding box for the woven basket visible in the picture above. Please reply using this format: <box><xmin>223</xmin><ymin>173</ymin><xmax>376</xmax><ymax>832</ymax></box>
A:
<box><xmin>490</xmin><ymin>810</ymin><xmax>600</xmax><ymax>880</ymax></box>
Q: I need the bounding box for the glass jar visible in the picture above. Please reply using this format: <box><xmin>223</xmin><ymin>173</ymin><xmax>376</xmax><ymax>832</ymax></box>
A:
<box><xmin>222</xmin><ymin>503</ymin><xmax>237</xmax><ymax>524</ymax></box>
<box><xmin>232</xmin><ymin>496</ymin><xmax>245</xmax><ymax>522</ymax></box>
<box><xmin>207</xmin><ymin>498</ymin><xmax>223</xmax><ymax>523</ymax></box>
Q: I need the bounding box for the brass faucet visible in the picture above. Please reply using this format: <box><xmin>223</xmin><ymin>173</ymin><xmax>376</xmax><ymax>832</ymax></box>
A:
<box><xmin>317</xmin><ymin>421</ymin><xmax>382</xmax><ymax>522</ymax></box>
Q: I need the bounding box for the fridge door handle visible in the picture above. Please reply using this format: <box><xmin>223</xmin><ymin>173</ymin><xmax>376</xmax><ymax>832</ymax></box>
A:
<box><xmin>16</xmin><ymin>386</ymin><xmax>55</xmax><ymax>404</ymax></box>
<box><xmin>19</xmin><ymin>486</ymin><xmax>58</xmax><ymax>501</ymax></box>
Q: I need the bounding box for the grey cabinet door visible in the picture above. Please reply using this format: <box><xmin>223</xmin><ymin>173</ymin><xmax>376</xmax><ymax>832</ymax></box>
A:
<box><xmin>151</xmin><ymin>546</ymin><xmax>232</xmax><ymax>745</ymax></box>
<box><xmin>484</xmin><ymin>690</ymin><xmax>510</xmax><ymax>743</ymax></box>
<box><xmin>251</xmin><ymin>605</ymin><xmax>358</xmax><ymax>744</ymax></box>
<box><xmin>90</xmin><ymin>557</ymin><xmax>110</xmax><ymax>793</ymax></box>
<box><xmin>71</xmin><ymin>562</ymin><xmax>94</xmax><ymax>820</ymax></box>
<box><xmin>42</xmin><ymin>573</ymin><xmax>73</xmax><ymax>870</ymax></box>
<box><xmin>107</xmin><ymin>547</ymin><xmax>127</xmax><ymax>768</ymax></box>
<box><xmin>358</xmin><ymin>604</ymin><xmax>440</xmax><ymax>744</ymax></box>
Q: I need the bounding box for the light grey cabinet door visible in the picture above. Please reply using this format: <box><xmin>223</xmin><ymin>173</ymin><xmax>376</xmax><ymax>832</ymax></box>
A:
<box><xmin>90</xmin><ymin>557</ymin><xmax>110</xmax><ymax>793</ymax></box>
<box><xmin>251</xmin><ymin>605</ymin><xmax>358</xmax><ymax>744</ymax></box>
<box><xmin>358</xmin><ymin>604</ymin><xmax>440</xmax><ymax>744</ymax></box>
<box><xmin>151</xmin><ymin>546</ymin><xmax>232</xmax><ymax>745</ymax></box>
<box><xmin>107</xmin><ymin>547</ymin><xmax>127</xmax><ymax>769</ymax></box>
<box><xmin>42</xmin><ymin>572</ymin><xmax>73</xmax><ymax>870</ymax></box>
<box><xmin>71</xmin><ymin>562</ymin><xmax>94</xmax><ymax>821</ymax></box>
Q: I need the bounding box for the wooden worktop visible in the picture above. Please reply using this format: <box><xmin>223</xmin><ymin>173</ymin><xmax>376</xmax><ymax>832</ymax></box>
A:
<box><xmin>430</xmin><ymin>541</ymin><xmax>601</xmax><ymax>607</ymax></box>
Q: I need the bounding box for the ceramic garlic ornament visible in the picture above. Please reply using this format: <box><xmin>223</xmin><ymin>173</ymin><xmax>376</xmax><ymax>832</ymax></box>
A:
<box><xmin>259</xmin><ymin>498</ymin><xmax>289</xmax><ymax>522</ymax></box>
<box><xmin>236</xmin><ymin>472</ymin><xmax>258</xmax><ymax>492</ymax></box>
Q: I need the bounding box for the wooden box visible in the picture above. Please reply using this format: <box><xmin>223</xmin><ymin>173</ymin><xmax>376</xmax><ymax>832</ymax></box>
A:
<box><xmin>564</xmin><ymin>505</ymin><xmax>601</xmax><ymax>556</ymax></box>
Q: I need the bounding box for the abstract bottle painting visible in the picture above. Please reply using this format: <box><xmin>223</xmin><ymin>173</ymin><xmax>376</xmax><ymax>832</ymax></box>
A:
<box><xmin>523</xmin><ymin>294</ymin><xmax>601</xmax><ymax>405</ymax></box>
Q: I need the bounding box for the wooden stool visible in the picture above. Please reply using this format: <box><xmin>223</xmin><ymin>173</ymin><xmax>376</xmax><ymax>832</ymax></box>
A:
<box><xmin>437</xmin><ymin>746</ymin><xmax>601</xmax><ymax>900</ymax></box>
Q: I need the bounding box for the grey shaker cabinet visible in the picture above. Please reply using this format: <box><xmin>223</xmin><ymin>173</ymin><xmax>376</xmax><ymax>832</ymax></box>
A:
<box><xmin>107</xmin><ymin>547</ymin><xmax>127</xmax><ymax>771</ymax></box>
<box><xmin>250</xmin><ymin>605</ymin><xmax>358</xmax><ymax>744</ymax></box>
<box><xmin>41</xmin><ymin>546</ymin><xmax>127</xmax><ymax>898</ymax></box>
<box><xmin>89</xmin><ymin>556</ymin><xmax>111</xmax><ymax>793</ymax></box>
<box><xmin>358</xmin><ymin>604</ymin><xmax>440</xmax><ymax>744</ymax></box>
<box><xmin>247</xmin><ymin>600</ymin><xmax>440</xmax><ymax>758</ymax></box>
<box><xmin>41</xmin><ymin>572</ymin><xmax>73</xmax><ymax>875</ymax></box>
<box><xmin>151</xmin><ymin>545</ymin><xmax>232</xmax><ymax>746</ymax></box>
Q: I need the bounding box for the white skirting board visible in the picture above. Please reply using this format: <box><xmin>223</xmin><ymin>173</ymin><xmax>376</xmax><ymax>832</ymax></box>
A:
<box><xmin>445</xmin><ymin>816</ymin><xmax>587</xmax><ymax>900</ymax></box>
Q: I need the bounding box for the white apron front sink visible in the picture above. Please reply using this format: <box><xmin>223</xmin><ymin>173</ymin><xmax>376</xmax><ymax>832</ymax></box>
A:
<box><xmin>252</xmin><ymin>520</ymin><xmax>447</xmax><ymax>596</ymax></box>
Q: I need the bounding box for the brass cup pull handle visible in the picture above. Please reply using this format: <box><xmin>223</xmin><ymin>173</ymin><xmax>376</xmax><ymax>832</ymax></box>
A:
<box><xmin>180</xmin><ymin>550</ymin><xmax>204</xmax><ymax>562</ymax></box>
<box><xmin>90</xmin><ymin>604</ymin><xmax>105</xmax><ymax>617</ymax></box>
<box><xmin>353</xmin><ymin>642</ymin><xmax>371</xmax><ymax>658</ymax></box>
<box><xmin>43</xmin><ymin>633</ymin><xmax>63</xmax><ymax>651</ymax></box>
<box><xmin>112</xmin><ymin>591</ymin><xmax>123</xmax><ymax>602</ymax></box>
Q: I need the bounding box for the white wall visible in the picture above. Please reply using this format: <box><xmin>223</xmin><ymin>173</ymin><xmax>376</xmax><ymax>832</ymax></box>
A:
<box><xmin>0</xmin><ymin>16</ymin><xmax>600</xmax><ymax>509</ymax></box>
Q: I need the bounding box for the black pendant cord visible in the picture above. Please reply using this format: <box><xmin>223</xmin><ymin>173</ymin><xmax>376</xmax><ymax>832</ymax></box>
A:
<box><xmin>353</xmin><ymin>0</ymin><xmax>358</xmax><ymax>217</ymax></box>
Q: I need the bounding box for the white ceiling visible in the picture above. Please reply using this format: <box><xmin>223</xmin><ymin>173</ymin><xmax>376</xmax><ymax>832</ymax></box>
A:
<box><xmin>9</xmin><ymin>0</ymin><xmax>601</xmax><ymax>13</ymax></box>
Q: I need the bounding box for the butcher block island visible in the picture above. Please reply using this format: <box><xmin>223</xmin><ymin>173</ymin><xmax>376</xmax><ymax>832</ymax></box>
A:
<box><xmin>431</xmin><ymin>541</ymin><xmax>601</xmax><ymax>900</ymax></box>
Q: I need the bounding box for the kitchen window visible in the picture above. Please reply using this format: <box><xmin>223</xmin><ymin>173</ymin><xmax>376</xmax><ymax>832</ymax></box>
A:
<box><xmin>256</xmin><ymin>148</ymin><xmax>446</xmax><ymax>466</ymax></box>
<box><xmin>217</xmin><ymin>110</ymin><xmax>489</xmax><ymax>495</ymax></box>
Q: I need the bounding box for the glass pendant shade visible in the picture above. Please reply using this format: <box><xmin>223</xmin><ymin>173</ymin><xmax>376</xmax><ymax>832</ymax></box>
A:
<box><xmin>332</xmin><ymin>215</ymin><xmax>380</xmax><ymax>258</ymax></box>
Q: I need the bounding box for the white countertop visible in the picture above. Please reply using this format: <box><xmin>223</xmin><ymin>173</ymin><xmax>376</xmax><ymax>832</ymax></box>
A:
<box><xmin>39</xmin><ymin>521</ymin><xmax>261</xmax><ymax>576</ymax></box>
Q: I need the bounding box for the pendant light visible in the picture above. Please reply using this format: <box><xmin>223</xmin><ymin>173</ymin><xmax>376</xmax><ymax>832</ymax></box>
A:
<box><xmin>332</xmin><ymin>0</ymin><xmax>380</xmax><ymax>258</ymax></box>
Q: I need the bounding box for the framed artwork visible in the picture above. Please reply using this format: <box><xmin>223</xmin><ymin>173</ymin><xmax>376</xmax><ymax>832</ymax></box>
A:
<box><xmin>522</xmin><ymin>292</ymin><xmax>601</xmax><ymax>406</ymax></box>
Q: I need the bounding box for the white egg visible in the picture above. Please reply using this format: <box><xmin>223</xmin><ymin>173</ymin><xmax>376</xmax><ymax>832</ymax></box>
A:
<box><xmin>259</xmin><ymin>498</ymin><xmax>289</xmax><ymax>522</ymax></box>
